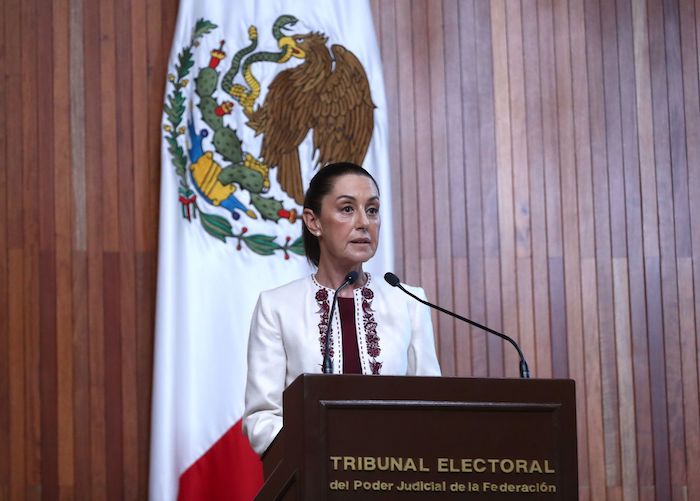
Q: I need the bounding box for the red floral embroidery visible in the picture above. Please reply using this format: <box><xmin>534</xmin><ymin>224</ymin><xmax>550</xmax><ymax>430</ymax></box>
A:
<box><xmin>316</xmin><ymin>287</ymin><xmax>332</xmax><ymax>360</ymax></box>
<box><xmin>362</xmin><ymin>285</ymin><xmax>382</xmax><ymax>374</ymax></box>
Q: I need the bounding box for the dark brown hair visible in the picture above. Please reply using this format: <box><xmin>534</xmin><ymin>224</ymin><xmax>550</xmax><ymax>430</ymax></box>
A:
<box><xmin>302</xmin><ymin>162</ymin><xmax>380</xmax><ymax>266</ymax></box>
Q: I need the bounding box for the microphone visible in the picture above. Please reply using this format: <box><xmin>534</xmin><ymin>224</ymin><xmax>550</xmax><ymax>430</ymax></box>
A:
<box><xmin>322</xmin><ymin>271</ymin><xmax>359</xmax><ymax>374</ymax></box>
<box><xmin>384</xmin><ymin>272</ymin><xmax>531</xmax><ymax>378</ymax></box>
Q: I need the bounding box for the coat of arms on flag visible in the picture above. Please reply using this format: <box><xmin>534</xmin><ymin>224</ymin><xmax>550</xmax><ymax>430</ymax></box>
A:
<box><xmin>162</xmin><ymin>15</ymin><xmax>375</xmax><ymax>258</ymax></box>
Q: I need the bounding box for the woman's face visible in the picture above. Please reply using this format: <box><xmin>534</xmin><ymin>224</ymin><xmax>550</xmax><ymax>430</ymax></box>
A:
<box><xmin>307</xmin><ymin>174</ymin><xmax>381</xmax><ymax>270</ymax></box>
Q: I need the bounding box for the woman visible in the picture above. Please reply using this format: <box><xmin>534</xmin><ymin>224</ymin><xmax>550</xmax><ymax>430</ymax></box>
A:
<box><xmin>243</xmin><ymin>162</ymin><xmax>441</xmax><ymax>455</ymax></box>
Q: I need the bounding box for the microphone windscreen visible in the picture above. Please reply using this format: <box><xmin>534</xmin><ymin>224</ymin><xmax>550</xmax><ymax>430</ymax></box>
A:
<box><xmin>384</xmin><ymin>272</ymin><xmax>401</xmax><ymax>287</ymax></box>
<box><xmin>346</xmin><ymin>271</ymin><xmax>359</xmax><ymax>284</ymax></box>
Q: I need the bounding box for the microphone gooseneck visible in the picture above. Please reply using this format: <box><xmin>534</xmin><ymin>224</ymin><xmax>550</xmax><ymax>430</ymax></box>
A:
<box><xmin>383</xmin><ymin>272</ymin><xmax>531</xmax><ymax>378</ymax></box>
<box><xmin>322</xmin><ymin>271</ymin><xmax>359</xmax><ymax>374</ymax></box>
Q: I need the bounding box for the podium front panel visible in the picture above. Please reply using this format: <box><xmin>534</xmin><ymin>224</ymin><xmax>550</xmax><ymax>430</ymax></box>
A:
<box><xmin>260</xmin><ymin>375</ymin><xmax>576</xmax><ymax>500</ymax></box>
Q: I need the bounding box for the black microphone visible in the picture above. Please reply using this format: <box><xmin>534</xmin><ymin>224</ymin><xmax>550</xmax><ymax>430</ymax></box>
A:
<box><xmin>322</xmin><ymin>271</ymin><xmax>359</xmax><ymax>374</ymax></box>
<box><xmin>384</xmin><ymin>272</ymin><xmax>531</xmax><ymax>378</ymax></box>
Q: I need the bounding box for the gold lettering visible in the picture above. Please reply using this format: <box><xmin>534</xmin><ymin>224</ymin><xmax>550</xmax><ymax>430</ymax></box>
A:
<box><xmin>343</xmin><ymin>457</ymin><xmax>356</xmax><ymax>470</ymax></box>
<box><xmin>501</xmin><ymin>459</ymin><xmax>514</xmax><ymax>473</ymax></box>
<box><xmin>404</xmin><ymin>458</ymin><xmax>417</xmax><ymax>471</ymax></box>
<box><xmin>544</xmin><ymin>460</ymin><xmax>555</xmax><ymax>473</ymax></box>
<box><xmin>419</xmin><ymin>458</ymin><xmax>430</xmax><ymax>472</ymax></box>
<box><xmin>461</xmin><ymin>458</ymin><xmax>473</xmax><ymax>472</ymax></box>
<box><xmin>437</xmin><ymin>457</ymin><xmax>448</xmax><ymax>472</ymax></box>
<box><xmin>515</xmin><ymin>459</ymin><xmax>528</xmax><ymax>473</ymax></box>
<box><xmin>473</xmin><ymin>458</ymin><xmax>486</xmax><ymax>472</ymax></box>
<box><xmin>530</xmin><ymin>460</ymin><xmax>543</xmax><ymax>473</ymax></box>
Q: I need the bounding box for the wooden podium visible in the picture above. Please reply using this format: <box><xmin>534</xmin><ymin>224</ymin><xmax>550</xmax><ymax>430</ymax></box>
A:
<box><xmin>256</xmin><ymin>374</ymin><xmax>577</xmax><ymax>500</ymax></box>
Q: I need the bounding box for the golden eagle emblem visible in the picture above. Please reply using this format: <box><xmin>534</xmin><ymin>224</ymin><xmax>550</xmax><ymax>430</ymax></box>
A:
<box><xmin>243</xmin><ymin>23</ymin><xmax>375</xmax><ymax>205</ymax></box>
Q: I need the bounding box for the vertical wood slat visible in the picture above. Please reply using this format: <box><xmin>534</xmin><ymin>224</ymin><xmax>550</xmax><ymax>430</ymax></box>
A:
<box><xmin>1</xmin><ymin>1</ymin><xmax>700</xmax><ymax>499</ymax></box>
<box><xmin>0</xmin><ymin>1</ymin><xmax>10</xmax><ymax>499</ymax></box>
<box><xmin>460</xmin><ymin>0</ymin><xmax>487</xmax><ymax>377</ymax></box>
<box><xmin>4</xmin><ymin>0</ymin><xmax>25</xmax><ymax>498</ymax></box>
<box><xmin>522</xmin><ymin>0</ymin><xmax>551</xmax><ymax>379</ymax></box>
<box><xmin>52</xmin><ymin>0</ymin><xmax>75</xmax><ymax>498</ymax></box>
<box><xmin>36</xmin><ymin>4</ymin><xmax>58</xmax><ymax>500</ymax></box>
<box><xmin>427</xmin><ymin>0</ymin><xmax>456</xmax><ymax>376</ymax></box>
<box><xmin>490</xmin><ymin>0</ymin><xmax>517</xmax><ymax>378</ymax></box>
<box><xmin>395</xmin><ymin>0</ymin><xmax>419</xmax><ymax>284</ymax></box>
<box><xmin>68</xmin><ymin>0</ymin><xmax>91</xmax><ymax>498</ymax></box>
<box><xmin>678</xmin><ymin>2</ymin><xmax>700</xmax><ymax>499</ymax></box>
<box><xmin>21</xmin><ymin>0</ymin><xmax>42</xmax><ymax>499</ymax></box>
<box><xmin>84</xmin><ymin>1</ymin><xmax>108</xmax><ymax>499</ymax></box>
<box><xmin>568</xmin><ymin>0</ymin><xmax>605</xmax><ymax>496</ymax></box>
<box><xmin>443</xmin><ymin>0</ymin><xmax>471</xmax><ymax>376</ymax></box>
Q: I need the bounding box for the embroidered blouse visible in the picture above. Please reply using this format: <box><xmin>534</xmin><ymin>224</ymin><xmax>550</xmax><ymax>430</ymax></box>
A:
<box><xmin>243</xmin><ymin>273</ymin><xmax>441</xmax><ymax>455</ymax></box>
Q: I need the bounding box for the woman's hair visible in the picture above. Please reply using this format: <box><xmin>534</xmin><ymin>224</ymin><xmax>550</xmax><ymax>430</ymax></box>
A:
<box><xmin>302</xmin><ymin>162</ymin><xmax>380</xmax><ymax>266</ymax></box>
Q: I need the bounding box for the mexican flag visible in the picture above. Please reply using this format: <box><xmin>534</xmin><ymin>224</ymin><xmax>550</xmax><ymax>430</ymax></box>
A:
<box><xmin>149</xmin><ymin>0</ymin><xmax>392</xmax><ymax>499</ymax></box>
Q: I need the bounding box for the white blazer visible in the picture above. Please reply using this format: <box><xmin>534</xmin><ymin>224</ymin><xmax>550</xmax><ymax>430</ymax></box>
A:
<box><xmin>243</xmin><ymin>273</ymin><xmax>441</xmax><ymax>455</ymax></box>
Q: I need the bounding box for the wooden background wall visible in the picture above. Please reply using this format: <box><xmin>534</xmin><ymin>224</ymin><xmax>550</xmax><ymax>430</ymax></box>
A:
<box><xmin>1</xmin><ymin>0</ymin><xmax>698</xmax><ymax>500</ymax></box>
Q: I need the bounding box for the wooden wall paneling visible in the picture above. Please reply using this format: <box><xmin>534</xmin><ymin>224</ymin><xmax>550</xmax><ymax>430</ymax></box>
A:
<box><xmin>5</xmin><ymin>1</ymin><xmax>26</xmax><ymax>498</ymax></box>
<box><xmin>582</xmin><ymin>0</ymin><xmax>621</xmax><ymax>495</ymax></box>
<box><xmin>99</xmin><ymin>0</ymin><xmax>123</xmax><ymax>500</ymax></box>
<box><xmin>425</xmin><ymin>0</ymin><xmax>456</xmax><ymax>375</ymax></box>
<box><xmin>644</xmin><ymin>256</ymin><xmax>669</xmax><ymax>501</ymax></box>
<box><xmin>663</xmin><ymin>1</ymin><xmax>694</xmax><ymax>496</ymax></box>
<box><xmin>522</xmin><ymin>0</ymin><xmax>551</xmax><ymax>380</ymax></box>
<box><xmin>131</xmin><ymin>0</ymin><xmax>149</xmax><ymax>255</ymax></box>
<box><xmin>647</xmin><ymin>0</ymin><xmax>679</xmax><ymax>498</ymax></box>
<box><xmin>443</xmin><ymin>0</ymin><xmax>471</xmax><ymax>376</ymax></box>
<box><xmin>678</xmin><ymin>257</ymin><xmax>700</xmax><ymax>500</ymax></box>
<box><xmin>0</xmin><ymin>0</ymin><xmax>9</xmax><ymax>497</ymax></box>
<box><xmin>505</xmin><ymin>0</ymin><xmax>536</xmax><ymax>380</ymax></box>
<box><xmin>102</xmin><ymin>3</ymin><xmax>126</xmax><ymax>500</ymax></box>
<box><xmin>599</xmin><ymin>2</ymin><xmax>629</xmax><ymax>499</ymax></box>
<box><xmin>537</xmin><ymin>0</ymin><xmax>567</xmax><ymax>379</ymax></box>
<box><xmin>129</xmin><ymin>1</ymin><xmax>152</xmax><ymax>497</ymax></box>
<box><xmin>440</xmin><ymin>1</ymin><xmax>471</xmax><ymax>375</ymax></box>
<box><xmin>146</xmin><ymin>0</ymin><xmax>165</xmax><ymax>200</ymax></box>
<box><xmin>460</xmin><ymin>0</ymin><xmax>488</xmax><ymax>377</ymax></box>
<box><xmin>394</xmin><ymin>0</ymin><xmax>420</xmax><ymax>284</ymax></box>
<box><xmin>580</xmin><ymin>258</ymin><xmax>606</xmax><ymax>501</ymax></box>
<box><xmin>612</xmin><ymin>258</ymin><xmax>639</xmax><ymax>501</ymax></box>
<box><xmin>616</xmin><ymin>0</ymin><xmax>655</xmax><ymax>498</ymax></box>
<box><xmin>37</xmin><ymin>2</ymin><xmax>58</xmax><ymax>495</ymax></box>
<box><xmin>375</xmin><ymin>0</ymin><xmax>404</xmax><ymax>271</ymax></box>
<box><xmin>474</xmin><ymin>0</ymin><xmax>504</xmax><ymax>377</ymax></box>
<box><xmin>83</xmin><ymin>0</ymin><xmax>108</xmax><ymax>497</ymax></box>
<box><xmin>114</xmin><ymin>0</ymin><xmax>138</xmax><ymax>497</ymax></box>
<box><xmin>630</xmin><ymin>0</ymin><xmax>661</xmax><ymax>498</ymax></box>
<box><xmin>665</xmin><ymin>0</ymin><xmax>692</xmax><ymax>260</ymax></box>
<box><xmin>53</xmin><ymin>0</ymin><xmax>76</xmax><ymax>498</ymax></box>
<box><xmin>553</xmin><ymin>0</ymin><xmax>590</xmax><ymax>491</ymax></box>
<box><xmin>69</xmin><ymin>0</ymin><xmax>92</xmax><ymax>497</ymax></box>
<box><xmin>102</xmin><ymin>252</ymin><xmax>123</xmax><ymax>501</ymax></box>
<box><xmin>21</xmin><ymin>0</ymin><xmax>42</xmax><ymax>498</ymax></box>
<box><xmin>491</xmin><ymin>0</ymin><xmax>518</xmax><ymax>378</ymax></box>
<box><xmin>71</xmin><ymin>245</ymin><xmax>90</xmax><ymax>501</ymax></box>
<box><xmin>410</xmin><ymin>0</ymin><xmax>439</xmax><ymax>340</ymax></box>
<box><xmin>569</xmin><ymin>0</ymin><xmax>606</xmax><ymax>497</ymax></box>
<box><xmin>679</xmin><ymin>0</ymin><xmax>700</xmax><ymax>497</ymax></box>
